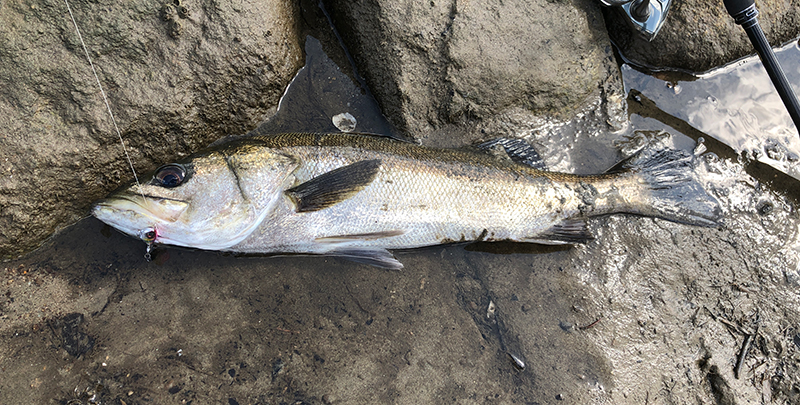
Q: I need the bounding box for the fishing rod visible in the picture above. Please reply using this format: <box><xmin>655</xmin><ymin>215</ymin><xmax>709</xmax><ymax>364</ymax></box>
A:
<box><xmin>599</xmin><ymin>0</ymin><xmax>800</xmax><ymax>134</ymax></box>
<box><xmin>724</xmin><ymin>0</ymin><xmax>800</xmax><ymax>135</ymax></box>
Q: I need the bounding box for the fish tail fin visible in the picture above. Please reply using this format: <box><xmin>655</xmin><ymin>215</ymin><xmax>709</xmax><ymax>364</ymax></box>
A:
<box><xmin>624</xmin><ymin>149</ymin><xmax>722</xmax><ymax>227</ymax></box>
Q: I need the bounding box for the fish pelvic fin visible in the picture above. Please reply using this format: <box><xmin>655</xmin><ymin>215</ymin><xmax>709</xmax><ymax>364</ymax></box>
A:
<box><xmin>286</xmin><ymin>159</ymin><xmax>381</xmax><ymax>212</ymax></box>
<box><xmin>627</xmin><ymin>149</ymin><xmax>722</xmax><ymax>227</ymax></box>
<box><xmin>328</xmin><ymin>248</ymin><xmax>403</xmax><ymax>270</ymax></box>
<box><xmin>315</xmin><ymin>231</ymin><xmax>405</xmax><ymax>269</ymax></box>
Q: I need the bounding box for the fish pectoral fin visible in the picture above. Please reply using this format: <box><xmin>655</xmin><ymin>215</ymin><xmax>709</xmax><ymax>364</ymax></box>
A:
<box><xmin>316</xmin><ymin>230</ymin><xmax>405</xmax><ymax>243</ymax></box>
<box><xmin>477</xmin><ymin>138</ymin><xmax>547</xmax><ymax>170</ymax></box>
<box><xmin>328</xmin><ymin>248</ymin><xmax>403</xmax><ymax>270</ymax></box>
<box><xmin>525</xmin><ymin>219</ymin><xmax>594</xmax><ymax>245</ymax></box>
<box><xmin>286</xmin><ymin>159</ymin><xmax>381</xmax><ymax>212</ymax></box>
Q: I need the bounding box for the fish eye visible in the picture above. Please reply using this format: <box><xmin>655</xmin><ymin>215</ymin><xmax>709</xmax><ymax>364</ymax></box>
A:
<box><xmin>154</xmin><ymin>164</ymin><xmax>186</xmax><ymax>188</ymax></box>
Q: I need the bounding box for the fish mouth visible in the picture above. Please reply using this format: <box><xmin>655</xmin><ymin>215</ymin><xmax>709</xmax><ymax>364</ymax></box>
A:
<box><xmin>92</xmin><ymin>193</ymin><xmax>189</xmax><ymax>236</ymax></box>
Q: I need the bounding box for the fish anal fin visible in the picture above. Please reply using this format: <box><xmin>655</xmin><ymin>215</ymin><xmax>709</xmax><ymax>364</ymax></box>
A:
<box><xmin>329</xmin><ymin>248</ymin><xmax>403</xmax><ymax>270</ymax></box>
<box><xmin>526</xmin><ymin>219</ymin><xmax>593</xmax><ymax>245</ymax></box>
<box><xmin>287</xmin><ymin>159</ymin><xmax>381</xmax><ymax>212</ymax></box>
<box><xmin>316</xmin><ymin>230</ymin><xmax>405</xmax><ymax>243</ymax></box>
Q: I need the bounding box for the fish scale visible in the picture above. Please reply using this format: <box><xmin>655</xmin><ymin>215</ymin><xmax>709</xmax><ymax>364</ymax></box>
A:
<box><xmin>236</xmin><ymin>145</ymin><xmax>560</xmax><ymax>251</ymax></box>
<box><xmin>93</xmin><ymin>133</ymin><xmax>722</xmax><ymax>268</ymax></box>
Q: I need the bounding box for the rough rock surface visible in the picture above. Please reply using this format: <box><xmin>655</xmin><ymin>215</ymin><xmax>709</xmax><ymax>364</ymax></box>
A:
<box><xmin>603</xmin><ymin>0</ymin><xmax>800</xmax><ymax>72</ymax></box>
<box><xmin>0</xmin><ymin>0</ymin><xmax>303</xmax><ymax>260</ymax></box>
<box><xmin>325</xmin><ymin>0</ymin><xmax>622</xmax><ymax>139</ymax></box>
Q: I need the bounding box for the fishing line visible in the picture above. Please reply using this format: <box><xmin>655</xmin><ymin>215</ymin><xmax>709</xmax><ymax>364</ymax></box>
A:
<box><xmin>64</xmin><ymin>0</ymin><xmax>146</xmax><ymax>196</ymax></box>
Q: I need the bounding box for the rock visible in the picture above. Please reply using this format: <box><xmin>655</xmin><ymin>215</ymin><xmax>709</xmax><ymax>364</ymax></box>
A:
<box><xmin>603</xmin><ymin>0</ymin><xmax>800</xmax><ymax>72</ymax></box>
<box><xmin>325</xmin><ymin>0</ymin><xmax>622</xmax><ymax>141</ymax></box>
<box><xmin>0</xmin><ymin>0</ymin><xmax>303</xmax><ymax>259</ymax></box>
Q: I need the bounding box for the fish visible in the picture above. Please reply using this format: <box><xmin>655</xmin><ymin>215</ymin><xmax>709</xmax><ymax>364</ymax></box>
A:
<box><xmin>92</xmin><ymin>132</ymin><xmax>722</xmax><ymax>269</ymax></box>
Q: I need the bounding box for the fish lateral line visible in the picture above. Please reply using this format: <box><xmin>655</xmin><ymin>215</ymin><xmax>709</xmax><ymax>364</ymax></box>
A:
<box><xmin>315</xmin><ymin>230</ymin><xmax>406</xmax><ymax>242</ymax></box>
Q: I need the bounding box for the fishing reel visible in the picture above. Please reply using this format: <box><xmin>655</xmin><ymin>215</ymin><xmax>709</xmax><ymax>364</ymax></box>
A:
<box><xmin>597</xmin><ymin>0</ymin><xmax>672</xmax><ymax>41</ymax></box>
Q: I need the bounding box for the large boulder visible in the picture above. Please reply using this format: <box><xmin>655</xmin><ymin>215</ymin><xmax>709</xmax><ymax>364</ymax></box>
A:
<box><xmin>325</xmin><ymin>0</ymin><xmax>623</xmax><ymax>140</ymax></box>
<box><xmin>604</xmin><ymin>0</ymin><xmax>800</xmax><ymax>72</ymax></box>
<box><xmin>0</xmin><ymin>0</ymin><xmax>303</xmax><ymax>259</ymax></box>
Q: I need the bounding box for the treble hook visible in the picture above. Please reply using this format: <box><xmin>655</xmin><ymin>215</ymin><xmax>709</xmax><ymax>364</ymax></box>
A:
<box><xmin>144</xmin><ymin>242</ymin><xmax>154</xmax><ymax>262</ymax></box>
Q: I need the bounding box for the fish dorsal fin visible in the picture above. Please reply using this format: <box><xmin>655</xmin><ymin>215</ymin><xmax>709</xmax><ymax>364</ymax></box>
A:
<box><xmin>603</xmin><ymin>153</ymin><xmax>638</xmax><ymax>174</ymax></box>
<box><xmin>525</xmin><ymin>219</ymin><xmax>594</xmax><ymax>245</ymax></box>
<box><xmin>477</xmin><ymin>138</ymin><xmax>547</xmax><ymax>170</ymax></box>
<box><xmin>286</xmin><ymin>159</ymin><xmax>382</xmax><ymax>212</ymax></box>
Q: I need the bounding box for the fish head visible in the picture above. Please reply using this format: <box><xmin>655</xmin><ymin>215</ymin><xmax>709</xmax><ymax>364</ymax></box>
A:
<box><xmin>93</xmin><ymin>144</ymin><xmax>298</xmax><ymax>250</ymax></box>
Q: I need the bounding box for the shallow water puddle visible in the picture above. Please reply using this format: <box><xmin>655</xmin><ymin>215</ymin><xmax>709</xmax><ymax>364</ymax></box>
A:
<box><xmin>622</xmin><ymin>40</ymin><xmax>800</xmax><ymax>180</ymax></box>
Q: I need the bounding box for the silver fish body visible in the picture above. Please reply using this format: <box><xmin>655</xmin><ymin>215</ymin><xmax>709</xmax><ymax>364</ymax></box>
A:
<box><xmin>93</xmin><ymin>133</ymin><xmax>721</xmax><ymax>268</ymax></box>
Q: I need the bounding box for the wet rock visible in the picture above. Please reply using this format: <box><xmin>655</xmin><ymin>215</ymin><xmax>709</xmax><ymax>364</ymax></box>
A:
<box><xmin>325</xmin><ymin>0</ymin><xmax>622</xmax><ymax>141</ymax></box>
<box><xmin>756</xmin><ymin>198</ymin><xmax>774</xmax><ymax>215</ymax></box>
<box><xmin>603</xmin><ymin>0</ymin><xmax>800</xmax><ymax>72</ymax></box>
<box><xmin>765</xmin><ymin>139</ymin><xmax>790</xmax><ymax>162</ymax></box>
<box><xmin>0</xmin><ymin>0</ymin><xmax>303</xmax><ymax>259</ymax></box>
